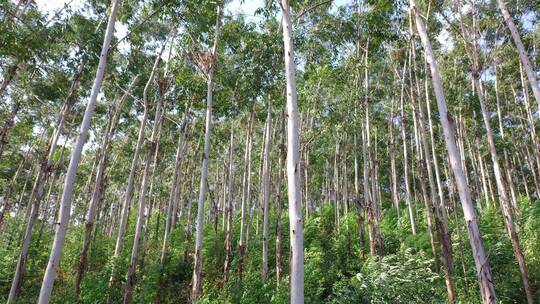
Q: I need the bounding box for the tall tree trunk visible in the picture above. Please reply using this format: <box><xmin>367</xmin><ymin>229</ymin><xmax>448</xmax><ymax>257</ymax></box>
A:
<box><xmin>497</xmin><ymin>0</ymin><xmax>540</xmax><ymax>111</ymax></box>
<box><xmin>8</xmin><ymin>62</ymin><xmax>84</xmax><ymax>304</ymax></box>
<box><xmin>399</xmin><ymin>55</ymin><xmax>416</xmax><ymax>235</ymax></box>
<box><xmin>74</xmin><ymin>76</ymin><xmax>134</xmax><ymax>297</ymax></box>
<box><xmin>109</xmin><ymin>44</ymin><xmax>166</xmax><ymax>291</ymax></box>
<box><xmin>388</xmin><ymin>98</ymin><xmax>399</xmax><ymax>218</ymax></box>
<box><xmin>37</xmin><ymin>0</ymin><xmax>120</xmax><ymax>300</ymax></box>
<box><xmin>342</xmin><ymin>133</ymin><xmax>349</xmax><ymax>219</ymax></box>
<box><xmin>223</xmin><ymin>121</ymin><xmax>235</xmax><ymax>282</ymax></box>
<box><xmin>192</xmin><ymin>5</ymin><xmax>221</xmax><ymax>301</ymax></box>
<box><xmin>334</xmin><ymin>131</ymin><xmax>340</xmax><ymax>231</ymax></box>
<box><xmin>124</xmin><ymin>45</ymin><xmax>174</xmax><ymax>301</ymax></box>
<box><xmin>238</xmin><ymin>109</ymin><xmax>254</xmax><ymax>281</ymax></box>
<box><xmin>123</xmin><ymin>81</ymin><xmax>165</xmax><ymax>303</ymax></box>
<box><xmin>183</xmin><ymin>146</ymin><xmax>199</xmax><ymax>263</ymax></box>
<box><xmin>409</xmin><ymin>1</ymin><xmax>497</xmax><ymax>302</ymax></box>
<box><xmin>472</xmin><ymin>47</ymin><xmax>533</xmax><ymax>304</ymax></box>
<box><xmin>261</xmin><ymin>99</ymin><xmax>272</xmax><ymax>279</ymax></box>
<box><xmin>280</xmin><ymin>1</ymin><xmax>304</xmax><ymax>302</ymax></box>
<box><xmin>275</xmin><ymin>108</ymin><xmax>285</xmax><ymax>285</ymax></box>
<box><xmin>156</xmin><ymin>111</ymin><xmax>190</xmax><ymax>303</ymax></box>
<box><xmin>458</xmin><ymin>10</ymin><xmax>535</xmax><ymax>299</ymax></box>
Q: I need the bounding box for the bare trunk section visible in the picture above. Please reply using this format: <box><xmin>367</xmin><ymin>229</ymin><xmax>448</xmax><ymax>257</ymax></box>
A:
<box><xmin>280</xmin><ymin>1</ymin><xmax>304</xmax><ymax>302</ymax></box>
<box><xmin>415</xmin><ymin>70</ymin><xmax>456</xmax><ymax>302</ymax></box>
<box><xmin>8</xmin><ymin>62</ymin><xmax>84</xmax><ymax>303</ymax></box>
<box><xmin>223</xmin><ymin>121</ymin><xmax>235</xmax><ymax>282</ymax></box>
<box><xmin>156</xmin><ymin>110</ymin><xmax>190</xmax><ymax>303</ymax></box>
<box><xmin>109</xmin><ymin>42</ymin><xmax>164</xmax><ymax>291</ymax></box>
<box><xmin>261</xmin><ymin>99</ymin><xmax>272</xmax><ymax>279</ymax></box>
<box><xmin>399</xmin><ymin>55</ymin><xmax>416</xmax><ymax>235</ymax></box>
<box><xmin>74</xmin><ymin>77</ymin><xmax>135</xmax><ymax>297</ymax></box>
<box><xmin>497</xmin><ymin>0</ymin><xmax>540</xmax><ymax>112</ymax></box>
<box><xmin>388</xmin><ymin>98</ymin><xmax>399</xmax><ymax>218</ymax></box>
<box><xmin>238</xmin><ymin>109</ymin><xmax>254</xmax><ymax>280</ymax></box>
<box><xmin>191</xmin><ymin>5</ymin><xmax>221</xmax><ymax>301</ymax></box>
<box><xmin>410</xmin><ymin>1</ymin><xmax>496</xmax><ymax>302</ymax></box>
<box><xmin>275</xmin><ymin>108</ymin><xmax>285</xmax><ymax>284</ymax></box>
<box><xmin>37</xmin><ymin>0</ymin><xmax>120</xmax><ymax>300</ymax></box>
<box><xmin>458</xmin><ymin>10</ymin><xmax>534</xmax><ymax>300</ymax></box>
<box><xmin>334</xmin><ymin>132</ymin><xmax>340</xmax><ymax>230</ymax></box>
<box><xmin>123</xmin><ymin>77</ymin><xmax>165</xmax><ymax>304</ymax></box>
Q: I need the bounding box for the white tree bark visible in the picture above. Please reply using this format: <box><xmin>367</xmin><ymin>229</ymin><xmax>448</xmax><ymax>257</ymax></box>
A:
<box><xmin>8</xmin><ymin>63</ymin><xmax>83</xmax><ymax>303</ymax></box>
<box><xmin>497</xmin><ymin>0</ymin><xmax>540</xmax><ymax>112</ymax></box>
<box><xmin>109</xmin><ymin>40</ymin><xmax>165</xmax><ymax>288</ymax></box>
<box><xmin>261</xmin><ymin>99</ymin><xmax>272</xmax><ymax>279</ymax></box>
<box><xmin>191</xmin><ymin>5</ymin><xmax>221</xmax><ymax>300</ymax></box>
<box><xmin>37</xmin><ymin>0</ymin><xmax>121</xmax><ymax>301</ymax></box>
<box><xmin>223</xmin><ymin>120</ymin><xmax>235</xmax><ymax>282</ymax></box>
<box><xmin>75</xmin><ymin>76</ymin><xmax>135</xmax><ymax>297</ymax></box>
<box><xmin>123</xmin><ymin>80</ymin><xmax>165</xmax><ymax>304</ymax></box>
<box><xmin>280</xmin><ymin>1</ymin><xmax>304</xmax><ymax>302</ymax></box>
<box><xmin>409</xmin><ymin>1</ymin><xmax>496</xmax><ymax>302</ymax></box>
<box><xmin>160</xmin><ymin>111</ymin><xmax>190</xmax><ymax>266</ymax></box>
<box><xmin>238</xmin><ymin>109</ymin><xmax>253</xmax><ymax>280</ymax></box>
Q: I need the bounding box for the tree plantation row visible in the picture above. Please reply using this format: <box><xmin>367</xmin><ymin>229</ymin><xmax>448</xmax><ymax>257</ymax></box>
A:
<box><xmin>0</xmin><ymin>0</ymin><xmax>539</xmax><ymax>303</ymax></box>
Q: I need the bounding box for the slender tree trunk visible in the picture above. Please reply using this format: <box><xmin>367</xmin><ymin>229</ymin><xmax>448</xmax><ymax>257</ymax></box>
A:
<box><xmin>334</xmin><ymin>132</ymin><xmax>340</xmax><ymax>231</ymax></box>
<box><xmin>497</xmin><ymin>0</ymin><xmax>540</xmax><ymax>111</ymax></box>
<box><xmin>156</xmin><ymin>111</ymin><xmax>190</xmax><ymax>303</ymax></box>
<box><xmin>192</xmin><ymin>6</ymin><xmax>221</xmax><ymax>301</ymax></box>
<box><xmin>37</xmin><ymin>0</ymin><xmax>120</xmax><ymax>300</ymax></box>
<box><xmin>238</xmin><ymin>109</ymin><xmax>254</xmax><ymax>280</ymax></box>
<box><xmin>183</xmin><ymin>149</ymin><xmax>199</xmax><ymax>263</ymax></box>
<box><xmin>280</xmin><ymin>1</ymin><xmax>304</xmax><ymax>302</ymax></box>
<box><xmin>410</xmin><ymin>1</ymin><xmax>496</xmax><ymax>302</ymax></box>
<box><xmin>261</xmin><ymin>99</ymin><xmax>272</xmax><ymax>279</ymax></box>
<box><xmin>474</xmin><ymin>57</ymin><xmax>533</xmax><ymax>304</ymax></box>
<box><xmin>458</xmin><ymin>12</ymin><xmax>535</xmax><ymax>298</ymax></box>
<box><xmin>109</xmin><ymin>44</ymin><xmax>165</xmax><ymax>290</ymax></box>
<box><xmin>342</xmin><ymin>133</ymin><xmax>349</xmax><ymax>219</ymax></box>
<box><xmin>362</xmin><ymin>128</ymin><xmax>376</xmax><ymax>257</ymax></box>
<box><xmin>275</xmin><ymin>108</ymin><xmax>285</xmax><ymax>285</ymax></box>
<box><xmin>123</xmin><ymin>58</ymin><xmax>169</xmax><ymax>303</ymax></box>
<box><xmin>399</xmin><ymin>56</ymin><xmax>416</xmax><ymax>235</ymax></box>
<box><xmin>223</xmin><ymin>121</ymin><xmax>235</xmax><ymax>282</ymax></box>
<box><xmin>8</xmin><ymin>62</ymin><xmax>84</xmax><ymax>304</ymax></box>
<box><xmin>417</xmin><ymin>88</ymin><xmax>456</xmax><ymax>303</ymax></box>
<box><xmin>75</xmin><ymin>77</ymin><xmax>134</xmax><ymax>297</ymax></box>
<box><xmin>410</xmin><ymin>37</ymin><xmax>456</xmax><ymax>299</ymax></box>
<box><xmin>389</xmin><ymin>98</ymin><xmax>399</xmax><ymax>217</ymax></box>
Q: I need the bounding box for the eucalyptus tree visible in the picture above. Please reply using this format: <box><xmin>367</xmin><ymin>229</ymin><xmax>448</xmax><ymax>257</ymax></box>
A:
<box><xmin>496</xmin><ymin>0</ymin><xmax>540</xmax><ymax>112</ymax></box>
<box><xmin>123</xmin><ymin>41</ymin><xmax>169</xmax><ymax>303</ymax></box>
<box><xmin>191</xmin><ymin>2</ymin><xmax>222</xmax><ymax>300</ymax></box>
<box><xmin>6</xmin><ymin>11</ymin><xmax>105</xmax><ymax>301</ymax></box>
<box><xmin>280</xmin><ymin>0</ymin><xmax>304</xmax><ymax>302</ymax></box>
<box><xmin>74</xmin><ymin>76</ymin><xmax>137</xmax><ymax>297</ymax></box>
<box><xmin>409</xmin><ymin>0</ymin><xmax>496</xmax><ymax>302</ymax></box>
<box><xmin>37</xmin><ymin>0</ymin><xmax>123</xmax><ymax>301</ymax></box>
<box><xmin>452</xmin><ymin>3</ymin><xmax>534</xmax><ymax>301</ymax></box>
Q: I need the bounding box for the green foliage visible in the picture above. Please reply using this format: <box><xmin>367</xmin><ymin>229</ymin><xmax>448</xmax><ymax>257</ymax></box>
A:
<box><xmin>352</xmin><ymin>249</ymin><xmax>444</xmax><ymax>303</ymax></box>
